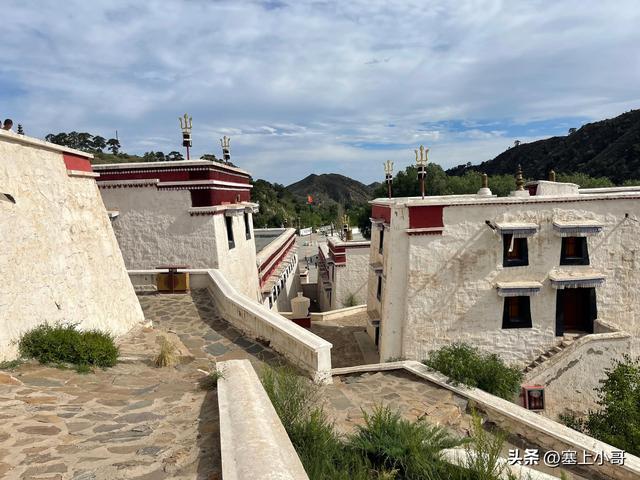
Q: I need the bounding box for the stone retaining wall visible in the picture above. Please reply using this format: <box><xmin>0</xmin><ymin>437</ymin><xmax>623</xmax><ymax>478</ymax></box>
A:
<box><xmin>193</xmin><ymin>270</ymin><xmax>333</xmax><ymax>383</ymax></box>
<box><xmin>217</xmin><ymin>359</ymin><xmax>309</xmax><ymax>480</ymax></box>
<box><xmin>524</xmin><ymin>331</ymin><xmax>632</xmax><ymax>417</ymax></box>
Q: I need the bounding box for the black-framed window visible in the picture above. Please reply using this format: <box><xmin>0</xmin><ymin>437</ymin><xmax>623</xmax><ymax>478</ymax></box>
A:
<box><xmin>502</xmin><ymin>296</ymin><xmax>532</xmax><ymax>328</ymax></box>
<box><xmin>225</xmin><ymin>216</ymin><xmax>235</xmax><ymax>249</ymax></box>
<box><xmin>502</xmin><ymin>234</ymin><xmax>528</xmax><ymax>267</ymax></box>
<box><xmin>376</xmin><ymin>276</ymin><xmax>383</xmax><ymax>301</ymax></box>
<box><xmin>560</xmin><ymin>237</ymin><xmax>589</xmax><ymax>265</ymax></box>
<box><xmin>379</xmin><ymin>228</ymin><xmax>384</xmax><ymax>254</ymax></box>
<box><xmin>244</xmin><ymin>212</ymin><xmax>252</xmax><ymax>240</ymax></box>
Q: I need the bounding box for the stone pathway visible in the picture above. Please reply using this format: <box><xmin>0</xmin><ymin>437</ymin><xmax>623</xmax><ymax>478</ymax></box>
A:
<box><xmin>322</xmin><ymin>369</ymin><xmax>585</xmax><ymax>479</ymax></box>
<box><xmin>310</xmin><ymin>311</ymin><xmax>375</xmax><ymax>368</ymax></box>
<box><xmin>0</xmin><ymin>290</ymin><xmax>285</xmax><ymax>480</ymax></box>
<box><xmin>322</xmin><ymin>370</ymin><xmax>473</xmax><ymax>436</ymax></box>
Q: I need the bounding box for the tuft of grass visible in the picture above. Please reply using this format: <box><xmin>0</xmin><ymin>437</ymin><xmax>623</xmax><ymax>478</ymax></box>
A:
<box><xmin>0</xmin><ymin>359</ymin><xmax>23</xmax><ymax>370</ymax></box>
<box><xmin>154</xmin><ymin>336</ymin><xmax>177</xmax><ymax>368</ymax></box>
<box><xmin>350</xmin><ymin>405</ymin><xmax>464</xmax><ymax>479</ymax></box>
<box><xmin>343</xmin><ymin>293</ymin><xmax>359</xmax><ymax>308</ymax></box>
<box><xmin>199</xmin><ymin>366</ymin><xmax>225</xmax><ymax>390</ymax></box>
<box><xmin>461</xmin><ymin>412</ymin><xmax>508</xmax><ymax>480</ymax></box>
<box><xmin>423</xmin><ymin>343</ymin><xmax>523</xmax><ymax>400</ymax></box>
<box><xmin>19</xmin><ymin>324</ymin><xmax>118</xmax><ymax>371</ymax></box>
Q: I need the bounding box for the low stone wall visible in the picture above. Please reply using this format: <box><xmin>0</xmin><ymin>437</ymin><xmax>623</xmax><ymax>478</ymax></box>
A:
<box><xmin>333</xmin><ymin>362</ymin><xmax>640</xmax><ymax>480</ymax></box>
<box><xmin>193</xmin><ymin>270</ymin><xmax>333</xmax><ymax>383</ymax></box>
<box><xmin>310</xmin><ymin>304</ymin><xmax>367</xmax><ymax>322</ymax></box>
<box><xmin>524</xmin><ymin>331</ymin><xmax>632</xmax><ymax>418</ymax></box>
<box><xmin>217</xmin><ymin>360</ymin><xmax>309</xmax><ymax>480</ymax></box>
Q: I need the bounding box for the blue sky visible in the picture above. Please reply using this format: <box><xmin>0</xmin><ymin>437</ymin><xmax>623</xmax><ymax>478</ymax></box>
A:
<box><xmin>2</xmin><ymin>1</ymin><xmax>639</xmax><ymax>184</ymax></box>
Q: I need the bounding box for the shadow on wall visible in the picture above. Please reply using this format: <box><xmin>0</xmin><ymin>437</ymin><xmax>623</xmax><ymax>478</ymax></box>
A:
<box><xmin>196</xmin><ymin>389</ymin><xmax>221</xmax><ymax>479</ymax></box>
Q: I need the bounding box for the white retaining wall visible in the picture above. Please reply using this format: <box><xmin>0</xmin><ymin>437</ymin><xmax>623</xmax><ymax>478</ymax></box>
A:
<box><xmin>217</xmin><ymin>360</ymin><xmax>309</xmax><ymax>480</ymax></box>
<box><xmin>524</xmin><ymin>330</ymin><xmax>632</xmax><ymax>418</ymax></box>
<box><xmin>192</xmin><ymin>270</ymin><xmax>333</xmax><ymax>383</ymax></box>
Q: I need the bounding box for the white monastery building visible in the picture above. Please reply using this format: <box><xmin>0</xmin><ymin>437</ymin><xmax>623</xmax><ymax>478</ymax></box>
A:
<box><xmin>317</xmin><ymin>235</ymin><xmax>370</xmax><ymax>310</ymax></box>
<box><xmin>94</xmin><ymin>158</ymin><xmax>300</xmax><ymax>308</ymax></box>
<box><xmin>367</xmin><ymin>178</ymin><xmax>640</xmax><ymax>368</ymax></box>
<box><xmin>0</xmin><ymin>130</ymin><xmax>146</xmax><ymax>360</ymax></box>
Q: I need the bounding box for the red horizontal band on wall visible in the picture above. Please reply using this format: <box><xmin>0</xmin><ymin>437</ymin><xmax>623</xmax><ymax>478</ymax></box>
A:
<box><xmin>63</xmin><ymin>153</ymin><xmax>93</xmax><ymax>173</ymax></box>
<box><xmin>409</xmin><ymin>205</ymin><xmax>444</xmax><ymax>229</ymax></box>
<box><xmin>371</xmin><ymin>204</ymin><xmax>391</xmax><ymax>224</ymax></box>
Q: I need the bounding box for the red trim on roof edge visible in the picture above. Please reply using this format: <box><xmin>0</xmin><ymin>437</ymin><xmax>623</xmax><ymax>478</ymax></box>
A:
<box><xmin>63</xmin><ymin>154</ymin><xmax>93</xmax><ymax>173</ymax></box>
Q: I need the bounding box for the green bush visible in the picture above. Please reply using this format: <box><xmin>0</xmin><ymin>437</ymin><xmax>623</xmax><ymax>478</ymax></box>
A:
<box><xmin>423</xmin><ymin>343</ymin><xmax>523</xmax><ymax>400</ymax></box>
<box><xmin>350</xmin><ymin>405</ymin><xmax>463</xmax><ymax>480</ymax></box>
<box><xmin>19</xmin><ymin>324</ymin><xmax>118</xmax><ymax>371</ymax></box>
<box><xmin>560</xmin><ymin>355</ymin><xmax>640</xmax><ymax>456</ymax></box>
<box><xmin>343</xmin><ymin>293</ymin><xmax>359</xmax><ymax>308</ymax></box>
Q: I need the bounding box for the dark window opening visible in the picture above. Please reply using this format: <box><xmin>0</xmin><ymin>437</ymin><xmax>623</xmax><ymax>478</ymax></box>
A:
<box><xmin>225</xmin><ymin>216</ymin><xmax>235</xmax><ymax>249</ymax></box>
<box><xmin>502</xmin><ymin>296</ymin><xmax>532</xmax><ymax>328</ymax></box>
<box><xmin>502</xmin><ymin>234</ymin><xmax>528</xmax><ymax>267</ymax></box>
<box><xmin>244</xmin><ymin>212</ymin><xmax>252</xmax><ymax>240</ymax></box>
<box><xmin>555</xmin><ymin>288</ymin><xmax>596</xmax><ymax>335</ymax></box>
<box><xmin>379</xmin><ymin>228</ymin><xmax>384</xmax><ymax>254</ymax></box>
<box><xmin>560</xmin><ymin>237</ymin><xmax>589</xmax><ymax>265</ymax></box>
<box><xmin>376</xmin><ymin>276</ymin><xmax>382</xmax><ymax>301</ymax></box>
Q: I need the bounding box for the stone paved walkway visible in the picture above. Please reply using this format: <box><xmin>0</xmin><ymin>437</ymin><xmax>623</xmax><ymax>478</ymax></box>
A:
<box><xmin>310</xmin><ymin>311</ymin><xmax>375</xmax><ymax>368</ymax></box>
<box><xmin>322</xmin><ymin>370</ymin><xmax>473</xmax><ymax>437</ymax></box>
<box><xmin>322</xmin><ymin>370</ymin><xmax>585</xmax><ymax>479</ymax></box>
<box><xmin>0</xmin><ymin>290</ymin><xmax>285</xmax><ymax>480</ymax></box>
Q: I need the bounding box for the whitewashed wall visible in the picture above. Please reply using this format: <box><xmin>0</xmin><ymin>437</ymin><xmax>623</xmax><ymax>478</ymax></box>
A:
<box><xmin>333</xmin><ymin>246</ymin><xmax>369</xmax><ymax>308</ymax></box>
<box><xmin>378</xmin><ymin>200</ymin><xmax>640</xmax><ymax>364</ymax></box>
<box><xmin>524</xmin><ymin>331</ymin><xmax>632</xmax><ymax>418</ymax></box>
<box><xmin>99</xmin><ymin>187</ymin><xmax>259</xmax><ymax>300</ymax></box>
<box><xmin>0</xmin><ymin>133</ymin><xmax>145</xmax><ymax>360</ymax></box>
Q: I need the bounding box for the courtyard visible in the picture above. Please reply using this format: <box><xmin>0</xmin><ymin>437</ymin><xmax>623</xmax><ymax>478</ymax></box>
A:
<box><xmin>0</xmin><ymin>291</ymin><xmax>284</xmax><ymax>480</ymax></box>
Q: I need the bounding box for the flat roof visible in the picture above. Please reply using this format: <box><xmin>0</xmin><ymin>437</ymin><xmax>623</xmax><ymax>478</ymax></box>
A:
<box><xmin>0</xmin><ymin>130</ymin><xmax>93</xmax><ymax>158</ymax></box>
<box><xmin>92</xmin><ymin>159</ymin><xmax>251</xmax><ymax>176</ymax></box>
<box><xmin>371</xmin><ymin>189</ymin><xmax>640</xmax><ymax>208</ymax></box>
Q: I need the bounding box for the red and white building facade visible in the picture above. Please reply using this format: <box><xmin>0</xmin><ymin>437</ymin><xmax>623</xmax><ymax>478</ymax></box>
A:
<box><xmin>317</xmin><ymin>236</ymin><xmax>370</xmax><ymax>311</ymax></box>
<box><xmin>94</xmin><ymin>160</ymin><xmax>262</xmax><ymax>300</ymax></box>
<box><xmin>368</xmin><ymin>180</ymin><xmax>640</xmax><ymax>366</ymax></box>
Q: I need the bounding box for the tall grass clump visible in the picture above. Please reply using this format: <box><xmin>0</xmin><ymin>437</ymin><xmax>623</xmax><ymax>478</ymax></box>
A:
<box><xmin>343</xmin><ymin>293</ymin><xmax>359</xmax><ymax>308</ymax></box>
<box><xmin>350</xmin><ymin>405</ymin><xmax>464</xmax><ymax>479</ymax></box>
<box><xmin>19</xmin><ymin>324</ymin><xmax>118</xmax><ymax>371</ymax></box>
<box><xmin>423</xmin><ymin>343</ymin><xmax>523</xmax><ymax>400</ymax></box>
<box><xmin>154</xmin><ymin>335</ymin><xmax>177</xmax><ymax>368</ymax></box>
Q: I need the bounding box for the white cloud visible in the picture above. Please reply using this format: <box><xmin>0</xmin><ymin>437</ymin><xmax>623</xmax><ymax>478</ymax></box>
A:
<box><xmin>2</xmin><ymin>0</ymin><xmax>639</xmax><ymax>184</ymax></box>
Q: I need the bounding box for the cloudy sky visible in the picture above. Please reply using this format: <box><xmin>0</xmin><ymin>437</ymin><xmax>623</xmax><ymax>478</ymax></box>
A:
<box><xmin>2</xmin><ymin>1</ymin><xmax>640</xmax><ymax>184</ymax></box>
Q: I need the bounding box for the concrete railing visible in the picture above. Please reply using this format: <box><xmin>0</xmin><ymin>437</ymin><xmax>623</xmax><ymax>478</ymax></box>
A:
<box><xmin>310</xmin><ymin>304</ymin><xmax>367</xmax><ymax>322</ymax></box>
<box><xmin>197</xmin><ymin>270</ymin><xmax>332</xmax><ymax>383</ymax></box>
<box><xmin>332</xmin><ymin>361</ymin><xmax>640</xmax><ymax>480</ymax></box>
<box><xmin>217</xmin><ymin>360</ymin><xmax>309</xmax><ymax>480</ymax></box>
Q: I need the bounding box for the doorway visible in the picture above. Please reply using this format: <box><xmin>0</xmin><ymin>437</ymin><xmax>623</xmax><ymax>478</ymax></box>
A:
<box><xmin>555</xmin><ymin>287</ymin><xmax>596</xmax><ymax>335</ymax></box>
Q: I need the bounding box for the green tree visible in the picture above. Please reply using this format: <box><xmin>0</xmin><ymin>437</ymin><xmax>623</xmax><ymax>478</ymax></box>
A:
<box><xmin>92</xmin><ymin>135</ymin><xmax>107</xmax><ymax>153</ymax></box>
<box><xmin>582</xmin><ymin>356</ymin><xmax>640</xmax><ymax>455</ymax></box>
<box><xmin>106</xmin><ymin>138</ymin><xmax>121</xmax><ymax>155</ymax></box>
<box><xmin>166</xmin><ymin>151</ymin><xmax>184</xmax><ymax>161</ymax></box>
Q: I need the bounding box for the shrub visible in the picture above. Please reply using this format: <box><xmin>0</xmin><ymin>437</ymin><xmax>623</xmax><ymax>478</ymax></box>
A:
<box><xmin>19</xmin><ymin>324</ymin><xmax>118</xmax><ymax>371</ymax></box>
<box><xmin>423</xmin><ymin>343</ymin><xmax>523</xmax><ymax>400</ymax></box>
<box><xmin>343</xmin><ymin>293</ymin><xmax>359</xmax><ymax>308</ymax></box>
<box><xmin>350</xmin><ymin>405</ymin><xmax>463</xmax><ymax>480</ymax></box>
<box><xmin>561</xmin><ymin>355</ymin><xmax>640</xmax><ymax>456</ymax></box>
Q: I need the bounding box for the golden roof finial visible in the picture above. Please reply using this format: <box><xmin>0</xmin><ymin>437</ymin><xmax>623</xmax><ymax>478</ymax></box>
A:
<box><xmin>178</xmin><ymin>113</ymin><xmax>192</xmax><ymax>132</ymax></box>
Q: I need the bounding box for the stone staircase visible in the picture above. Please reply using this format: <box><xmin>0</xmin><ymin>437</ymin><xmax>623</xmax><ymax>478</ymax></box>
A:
<box><xmin>523</xmin><ymin>333</ymin><xmax>582</xmax><ymax>374</ymax></box>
